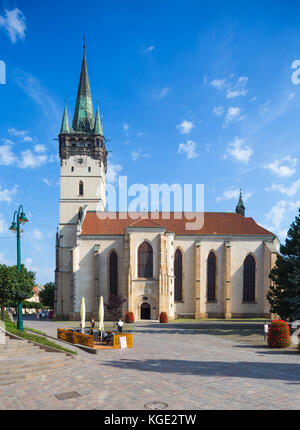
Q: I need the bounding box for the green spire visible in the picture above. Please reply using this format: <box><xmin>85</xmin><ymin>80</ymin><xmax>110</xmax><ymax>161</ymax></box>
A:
<box><xmin>60</xmin><ymin>102</ymin><xmax>70</xmax><ymax>134</ymax></box>
<box><xmin>94</xmin><ymin>105</ymin><xmax>103</xmax><ymax>135</ymax></box>
<box><xmin>72</xmin><ymin>48</ymin><xmax>94</xmax><ymax>133</ymax></box>
<box><xmin>236</xmin><ymin>189</ymin><xmax>245</xmax><ymax>217</ymax></box>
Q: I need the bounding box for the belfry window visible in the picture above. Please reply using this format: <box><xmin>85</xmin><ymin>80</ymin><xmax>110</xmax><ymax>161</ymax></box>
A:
<box><xmin>88</xmin><ymin>167</ymin><xmax>91</xmax><ymax>172</ymax></box>
<box><xmin>174</xmin><ymin>248</ymin><xmax>183</xmax><ymax>302</ymax></box>
<box><xmin>138</xmin><ymin>241</ymin><xmax>153</xmax><ymax>278</ymax></box>
<box><xmin>207</xmin><ymin>252</ymin><xmax>217</xmax><ymax>302</ymax></box>
<box><xmin>243</xmin><ymin>255</ymin><xmax>256</xmax><ymax>302</ymax></box>
<box><xmin>79</xmin><ymin>181</ymin><xmax>84</xmax><ymax>196</ymax></box>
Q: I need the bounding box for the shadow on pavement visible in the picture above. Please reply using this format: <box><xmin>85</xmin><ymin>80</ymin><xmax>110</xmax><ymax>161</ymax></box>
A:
<box><xmin>102</xmin><ymin>358</ymin><xmax>300</xmax><ymax>382</ymax></box>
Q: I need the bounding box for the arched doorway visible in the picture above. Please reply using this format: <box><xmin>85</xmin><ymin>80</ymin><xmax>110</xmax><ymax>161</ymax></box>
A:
<box><xmin>141</xmin><ymin>302</ymin><xmax>151</xmax><ymax>320</ymax></box>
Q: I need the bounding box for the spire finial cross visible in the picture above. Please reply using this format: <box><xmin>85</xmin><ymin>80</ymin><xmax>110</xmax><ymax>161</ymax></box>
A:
<box><xmin>83</xmin><ymin>34</ymin><xmax>86</xmax><ymax>52</ymax></box>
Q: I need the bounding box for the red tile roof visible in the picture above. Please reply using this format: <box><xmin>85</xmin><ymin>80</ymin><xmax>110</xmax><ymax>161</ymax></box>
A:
<box><xmin>80</xmin><ymin>212</ymin><xmax>275</xmax><ymax>236</ymax></box>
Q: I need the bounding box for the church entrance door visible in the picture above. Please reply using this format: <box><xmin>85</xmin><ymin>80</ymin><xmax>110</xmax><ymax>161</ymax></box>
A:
<box><xmin>141</xmin><ymin>302</ymin><xmax>151</xmax><ymax>320</ymax></box>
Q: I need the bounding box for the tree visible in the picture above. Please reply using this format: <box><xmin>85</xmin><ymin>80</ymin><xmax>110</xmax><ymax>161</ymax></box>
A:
<box><xmin>267</xmin><ymin>208</ymin><xmax>300</xmax><ymax>321</ymax></box>
<box><xmin>14</xmin><ymin>264</ymin><xmax>35</xmax><ymax>302</ymax></box>
<box><xmin>39</xmin><ymin>282</ymin><xmax>55</xmax><ymax>308</ymax></box>
<box><xmin>0</xmin><ymin>265</ymin><xmax>17</xmax><ymax>320</ymax></box>
<box><xmin>104</xmin><ymin>294</ymin><xmax>126</xmax><ymax>322</ymax></box>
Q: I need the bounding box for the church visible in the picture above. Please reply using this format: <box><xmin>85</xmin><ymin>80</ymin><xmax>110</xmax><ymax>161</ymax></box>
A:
<box><xmin>54</xmin><ymin>48</ymin><xmax>279</xmax><ymax>321</ymax></box>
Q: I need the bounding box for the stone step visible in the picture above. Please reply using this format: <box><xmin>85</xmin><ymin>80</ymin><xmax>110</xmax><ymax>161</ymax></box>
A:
<box><xmin>0</xmin><ymin>354</ymin><xmax>73</xmax><ymax>368</ymax></box>
<box><xmin>0</xmin><ymin>359</ymin><xmax>73</xmax><ymax>376</ymax></box>
<box><xmin>0</xmin><ymin>349</ymin><xmax>46</xmax><ymax>358</ymax></box>
<box><xmin>0</xmin><ymin>360</ymin><xmax>76</xmax><ymax>386</ymax></box>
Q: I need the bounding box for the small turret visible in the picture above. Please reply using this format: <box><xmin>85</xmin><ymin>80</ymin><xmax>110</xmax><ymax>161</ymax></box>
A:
<box><xmin>236</xmin><ymin>189</ymin><xmax>245</xmax><ymax>217</ymax></box>
<box><xmin>94</xmin><ymin>104</ymin><xmax>103</xmax><ymax>135</ymax></box>
<box><xmin>60</xmin><ymin>103</ymin><xmax>70</xmax><ymax>134</ymax></box>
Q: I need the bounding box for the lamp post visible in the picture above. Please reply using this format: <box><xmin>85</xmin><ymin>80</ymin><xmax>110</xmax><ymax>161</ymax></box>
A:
<box><xmin>9</xmin><ymin>205</ymin><xmax>29</xmax><ymax>331</ymax></box>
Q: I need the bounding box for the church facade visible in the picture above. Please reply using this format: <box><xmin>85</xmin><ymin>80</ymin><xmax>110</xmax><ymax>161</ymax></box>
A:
<box><xmin>54</xmin><ymin>50</ymin><xmax>279</xmax><ymax>321</ymax></box>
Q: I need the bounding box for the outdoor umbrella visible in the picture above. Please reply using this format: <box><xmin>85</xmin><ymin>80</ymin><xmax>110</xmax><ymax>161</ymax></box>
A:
<box><xmin>98</xmin><ymin>296</ymin><xmax>104</xmax><ymax>340</ymax></box>
<box><xmin>80</xmin><ymin>297</ymin><xmax>86</xmax><ymax>332</ymax></box>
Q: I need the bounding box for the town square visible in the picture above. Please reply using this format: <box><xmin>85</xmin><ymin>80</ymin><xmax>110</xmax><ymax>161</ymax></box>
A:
<box><xmin>0</xmin><ymin>0</ymin><xmax>299</xmax><ymax>416</ymax></box>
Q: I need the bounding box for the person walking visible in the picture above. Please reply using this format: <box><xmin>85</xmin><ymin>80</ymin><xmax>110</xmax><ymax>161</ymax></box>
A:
<box><xmin>90</xmin><ymin>317</ymin><xmax>95</xmax><ymax>328</ymax></box>
<box><xmin>264</xmin><ymin>321</ymin><xmax>269</xmax><ymax>341</ymax></box>
<box><xmin>117</xmin><ymin>319</ymin><xmax>124</xmax><ymax>333</ymax></box>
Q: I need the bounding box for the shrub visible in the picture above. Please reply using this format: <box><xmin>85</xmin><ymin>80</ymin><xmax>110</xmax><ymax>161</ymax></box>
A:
<box><xmin>159</xmin><ymin>312</ymin><xmax>168</xmax><ymax>323</ymax></box>
<box><xmin>267</xmin><ymin>319</ymin><xmax>290</xmax><ymax>348</ymax></box>
<box><xmin>126</xmin><ymin>312</ymin><xmax>134</xmax><ymax>323</ymax></box>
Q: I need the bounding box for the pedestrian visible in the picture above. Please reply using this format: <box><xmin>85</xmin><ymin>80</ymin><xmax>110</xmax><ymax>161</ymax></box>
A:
<box><xmin>264</xmin><ymin>321</ymin><xmax>269</xmax><ymax>341</ymax></box>
<box><xmin>117</xmin><ymin>319</ymin><xmax>124</xmax><ymax>333</ymax></box>
<box><xmin>90</xmin><ymin>317</ymin><xmax>95</xmax><ymax>328</ymax></box>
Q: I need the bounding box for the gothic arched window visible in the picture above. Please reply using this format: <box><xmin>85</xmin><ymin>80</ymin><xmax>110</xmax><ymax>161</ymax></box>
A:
<box><xmin>243</xmin><ymin>254</ymin><xmax>256</xmax><ymax>302</ymax></box>
<box><xmin>109</xmin><ymin>251</ymin><xmax>118</xmax><ymax>297</ymax></box>
<box><xmin>79</xmin><ymin>181</ymin><xmax>84</xmax><ymax>196</ymax></box>
<box><xmin>174</xmin><ymin>248</ymin><xmax>183</xmax><ymax>302</ymax></box>
<box><xmin>207</xmin><ymin>251</ymin><xmax>217</xmax><ymax>302</ymax></box>
<box><xmin>138</xmin><ymin>241</ymin><xmax>153</xmax><ymax>278</ymax></box>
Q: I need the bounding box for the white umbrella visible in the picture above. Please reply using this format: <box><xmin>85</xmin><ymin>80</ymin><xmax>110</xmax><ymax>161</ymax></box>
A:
<box><xmin>98</xmin><ymin>296</ymin><xmax>104</xmax><ymax>340</ymax></box>
<box><xmin>80</xmin><ymin>297</ymin><xmax>86</xmax><ymax>332</ymax></box>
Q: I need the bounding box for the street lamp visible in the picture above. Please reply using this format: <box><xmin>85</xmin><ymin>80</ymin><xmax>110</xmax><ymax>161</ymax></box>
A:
<box><xmin>9</xmin><ymin>205</ymin><xmax>29</xmax><ymax>331</ymax></box>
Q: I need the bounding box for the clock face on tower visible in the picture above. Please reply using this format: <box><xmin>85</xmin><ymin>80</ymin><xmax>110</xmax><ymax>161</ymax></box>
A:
<box><xmin>75</xmin><ymin>156</ymin><xmax>87</xmax><ymax>166</ymax></box>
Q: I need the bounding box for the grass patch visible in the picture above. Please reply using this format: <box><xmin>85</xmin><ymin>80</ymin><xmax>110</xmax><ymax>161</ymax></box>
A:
<box><xmin>3</xmin><ymin>314</ymin><xmax>77</xmax><ymax>355</ymax></box>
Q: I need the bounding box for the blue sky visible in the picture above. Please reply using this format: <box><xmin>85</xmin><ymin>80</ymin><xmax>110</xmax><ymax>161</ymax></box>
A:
<box><xmin>0</xmin><ymin>0</ymin><xmax>299</xmax><ymax>285</ymax></box>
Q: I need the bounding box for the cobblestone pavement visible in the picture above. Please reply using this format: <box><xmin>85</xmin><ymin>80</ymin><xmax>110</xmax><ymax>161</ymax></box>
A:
<box><xmin>0</xmin><ymin>320</ymin><xmax>299</xmax><ymax>410</ymax></box>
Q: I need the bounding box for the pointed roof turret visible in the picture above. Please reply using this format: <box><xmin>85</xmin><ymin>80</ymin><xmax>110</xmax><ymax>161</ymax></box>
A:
<box><xmin>236</xmin><ymin>189</ymin><xmax>245</xmax><ymax>217</ymax></box>
<box><xmin>94</xmin><ymin>104</ymin><xmax>103</xmax><ymax>135</ymax></box>
<box><xmin>72</xmin><ymin>40</ymin><xmax>94</xmax><ymax>133</ymax></box>
<box><xmin>60</xmin><ymin>102</ymin><xmax>70</xmax><ymax>134</ymax></box>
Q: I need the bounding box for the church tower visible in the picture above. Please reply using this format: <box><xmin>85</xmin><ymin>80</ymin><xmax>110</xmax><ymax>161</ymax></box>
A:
<box><xmin>55</xmin><ymin>43</ymin><xmax>107</xmax><ymax>318</ymax></box>
<box><xmin>235</xmin><ymin>189</ymin><xmax>245</xmax><ymax>217</ymax></box>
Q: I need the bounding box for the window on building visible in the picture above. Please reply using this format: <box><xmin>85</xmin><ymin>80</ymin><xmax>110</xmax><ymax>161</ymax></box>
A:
<box><xmin>174</xmin><ymin>248</ymin><xmax>183</xmax><ymax>302</ymax></box>
<box><xmin>138</xmin><ymin>241</ymin><xmax>153</xmax><ymax>278</ymax></box>
<box><xmin>243</xmin><ymin>255</ymin><xmax>256</xmax><ymax>302</ymax></box>
<box><xmin>88</xmin><ymin>167</ymin><xmax>91</xmax><ymax>172</ymax></box>
<box><xmin>79</xmin><ymin>180</ymin><xmax>84</xmax><ymax>196</ymax></box>
<box><xmin>207</xmin><ymin>251</ymin><xmax>216</xmax><ymax>302</ymax></box>
<box><xmin>109</xmin><ymin>251</ymin><xmax>118</xmax><ymax>297</ymax></box>
<box><xmin>71</xmin><ymin>166</ymin><xmax>74</xmax><ymax>172</ymax></box>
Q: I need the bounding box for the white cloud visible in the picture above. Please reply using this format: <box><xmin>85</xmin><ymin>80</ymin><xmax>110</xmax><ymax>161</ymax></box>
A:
<box><xmin>265</xmin><ymin>179</ymin><xmax>300</xmax><ymax>196</ymax></box>
<box><xmin>131</xmin><ymin>150</ymin><xmax>151</xmax><ymax>161</ymax></box>
<box><xmin>225</xmin><ymin>137</ymin><xmax>253</xmax><ymax>164</ymax></box>
<box><xmin>176</xmin><ymin>120</ymin><xmax>194</xmax><ymax>135</ymax></box>
<box><xmin>34</xmin><ymin>144</ymin><xmax>46</xmax><ymax>153</ymax></box>
<box><xmin>0</xmin><ymin>184</ymin><xmax>18</xmax><ymax>203</ymax></box>
<box><xmin>106</xmin><ymin>163</ymin><xmax>122</xmax><ymax>184</ymax></box>
<box><xmin>0</xmin><ymin>214</ymin><xmax>8</xmax><ymax>234</ymax></box>
<box><xmin>33</xmin><ymin>229</ymin><xmax>43</xmax><ymax>240</ymax></box>
<box><xmin>265</xmin><ymin>200</ymin><xmax>300</xmax><ymax>236</ymax></box>
<box><xmin>211</xmin><ymin>79</ymin><xmax>226</xmax><ymax>89</ymax></box>
<box><xmin>178</xmin><ymin>140</ymin><xmax>199</xmax><ymax>159</ymax></box>
<box><xmin>0</xmin><ymin>142</ymin><xmax>17</xmax><ymax>165</ymax></box>
<box><xmin>18</xmin><ymin>150</ymin><xmax>48</xmax><ymax>169</ymax></box>
<box><xmin>263</xmin><ymin>156</ymin><xmax>297</xmax><ymax>177</ymax></box>
<box><xmin>8</xmin><ymin>128</ymin><xmax>34</xmax><ymax>142</ymax></box>
<box><xmin>42</xmin><ymin>178</ymin><xmax>52</xmax><ymax>186</ymax></box>
<box><xmin>212</xmin><ymin>106</ymin><xmax>224</xmax><ymax>117</ymax></box>
<box><xmin>217</xmin><ymin>188</ymin><xmax>252</xmax><ymax>202</ymax></box>
<box><xmin>225</xmin><ymin>107</ymin><xmax>244</xmax><ymax>124</ymax></box>
<box><xmin>226</xmin><ymin>76</ymin><xmax>248</xmax><ymax>98</ymax></box>
<box><xmin>0</xmin><ymin>252</ymin><xmax>10</xmax><ymax>265</ymax></box>
<box><xmin>154</xmin><ymin>87</ymin><xmax>170</xmax><ymax>100</ymax></box>
<box><xmin>123</xmin><ymin>123</ymin><xmax>129</xmax><ymax>132</ymax></box>
<box><xmin>0</xmin><ymin>8</ymin><xmax>26</xmax><ymax>43</ymax></box>
<box><xmin>147</xmin><ymin>45</ymin><xmax>155</xmax><ymax>52</ymax></box>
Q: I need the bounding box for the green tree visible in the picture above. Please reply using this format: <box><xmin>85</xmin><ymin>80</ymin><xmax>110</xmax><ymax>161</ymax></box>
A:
<box><xmin>39</xmin><ymin>282</ymin><xmax>55</xmax><ymax>308</ymax></box>
<box><xmin>0</xmin><ymin>265</ymin><xmax>17</xmax><ymax>320</ymax></box>
<box><xmin>267</xmin><ymin>208</ymin><xmax>300</xmax><ymax>321</ymax></box>
<box><xmin>14</xmin><ymin>264</ymin><xmax>35</xmax><ymax>302</ymax></box>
